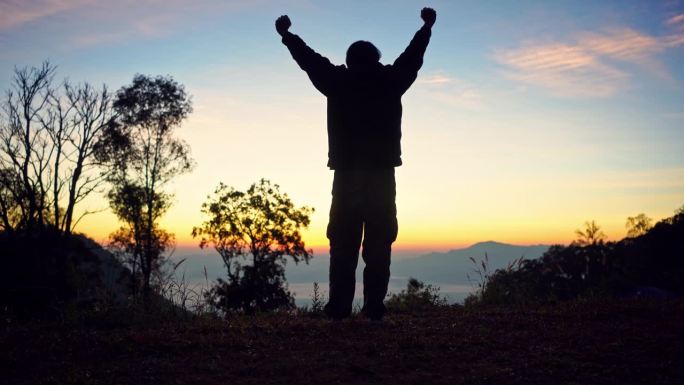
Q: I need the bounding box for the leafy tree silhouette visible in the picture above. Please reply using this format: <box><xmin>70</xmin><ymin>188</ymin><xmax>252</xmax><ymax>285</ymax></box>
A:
<box><xmin>102</xmin><ymin>74</ymin><xmax>193</xmax><ymax>302</ymax></box>
<box><xmin>107</xmin><ymin>182</ymin><xmax>174</xmax><ymax>298</ymax></box>
<box><xmin>625</xmin><ymin>213</ymin><xmax>653</xmax><ymax>238</ymax></box>
<box><xmin>192</xmin><ymin>179</ymin><xmax>313</xmax><ymax>313</ymax></box>
<box><xmin>676</xmin><ymin>204</ymin><xmax>684</xmax><ymax>216</ymax></box>
<box><xmin>573</xmin><ymin>220</ymin><xmax>607</xmax><ymax>246</ymax></box>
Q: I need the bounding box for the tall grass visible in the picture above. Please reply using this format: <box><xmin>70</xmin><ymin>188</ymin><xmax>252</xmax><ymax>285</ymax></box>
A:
<box><xmin>157</xmin><ymin>260</ymin><xmax>214</xmax><ymax>316</ymax></box>
<box><xmin>464</xmin><ymin>253</ymin><xmax>525</xmax><ymax>306</ymax></box>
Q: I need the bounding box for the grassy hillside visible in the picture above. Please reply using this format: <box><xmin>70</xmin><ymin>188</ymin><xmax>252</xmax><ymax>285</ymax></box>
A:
<box><xmin>2</xmin><ymin>299</ymin><xmax>683</xmax><ymax>384</ymax></box>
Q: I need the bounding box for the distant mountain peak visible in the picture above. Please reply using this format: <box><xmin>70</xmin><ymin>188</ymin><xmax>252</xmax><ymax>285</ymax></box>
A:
<box><xmin>445</xmin><ymin>241</ymin><xmax>511</xmax><ymax>253</ymax></box>
<box><xmin>468</xmin><ymin>240</ymin><xmax>509</xmax><ymax>248</ymax></box>
<box><xmin>388</xmin><ymin>242</ymin><xmax>551</xmax><ymax>285</ymax></box>
<box><xmin>444</xmin><ymin>241</ymin><xmax>551</xmax><ymax>257</ymax></box>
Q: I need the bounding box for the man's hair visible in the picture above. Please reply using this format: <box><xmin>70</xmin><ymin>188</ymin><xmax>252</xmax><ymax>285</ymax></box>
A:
<box><xmin>346</xmin><ymin>41</ymin><xmax>381</xmax><ymax>70</ymax></box>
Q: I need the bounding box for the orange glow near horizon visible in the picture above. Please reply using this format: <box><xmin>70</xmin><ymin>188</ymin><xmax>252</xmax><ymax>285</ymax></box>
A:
<box><xmin>76</xmin><ymin>199</ymin><xmax>680</xmax><ymax>255</ymax></box>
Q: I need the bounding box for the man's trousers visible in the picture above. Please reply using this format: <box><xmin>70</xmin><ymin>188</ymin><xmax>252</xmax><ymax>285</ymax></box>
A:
<box><xmin>324</xmin><ymin>168</ymin><xmax>398</xmax><ymax>319</ymax></box>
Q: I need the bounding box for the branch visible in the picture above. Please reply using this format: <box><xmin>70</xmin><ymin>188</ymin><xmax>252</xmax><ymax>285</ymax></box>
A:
<box><xmin>70</xmin><ymin>206</ymin><xmax>108</xmax><ymax>232</ymax></box>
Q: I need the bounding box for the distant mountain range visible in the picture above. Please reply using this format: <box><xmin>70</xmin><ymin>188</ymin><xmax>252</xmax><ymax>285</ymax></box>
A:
<box><xmin>391</xmin><ymin>241</ymin><xmax>550</xmax><ymax>283</ymax></box>
<box><xmin>170</xmin><ymin>241</ymin><xmax>550</xmax><ymax>303</ymax></box>
<box><xmin>284</xmin><ymin>241</ymin><xmax>550</xmax><ymax>285</ymax></box>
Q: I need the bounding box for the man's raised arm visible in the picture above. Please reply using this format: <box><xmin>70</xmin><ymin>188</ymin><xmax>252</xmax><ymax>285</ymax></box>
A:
<box><xmin>393</xmin><ymin>8</ymin><xmax>436</xmax><ymax>78</ymax></box>
<box><xmin>276</xmin><ymin>15</ymin><xmax>337</xmax><ymax>95</ymax></box>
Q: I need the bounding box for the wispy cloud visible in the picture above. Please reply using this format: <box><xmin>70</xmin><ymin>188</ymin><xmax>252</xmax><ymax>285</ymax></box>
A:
<box><xmin>0</xmin><ymin>0</ymin><xmax>91</xmax><ymax>29</ymax></box>
<box><xmin>495</xmin><ymin>20</ymin><xmax>684</xmax><ymax>97</ymax></box>
<box><xmin>663</xmin><ymin>11</ymin><xmax>684</xmax><ymax>46</ymax></box>
<box><xmin>495</xmin><ymin>42</ymin><xmax>628</xmax><ymax>97</ymax></box>
<box><xmin>417</xmin><ymin>72</ymin><xmax>484</xmax><ymax>109</ymax></box>
<box><xmin>68</xmin><ymin>9</ymin><xmax>178</xmax><ymax>47</ymax></box>
<box><xmin>1</xmin><ymin>0</ymin><xmax>275</xmax><ymax>47</ymax></box>
<box><xmin>667</xmin><ymin>14</ymin><xmax>684</xmax><ymax>26</ymax></box>
<box><xmin>579</xmin><ymin>28</ymin><xmax>662</xmax><ymax>60</ymax></box>
<box><xmin>418</xmin><ymin>74</ymin><xmax>453</xmax><ymax>85</ymax></box>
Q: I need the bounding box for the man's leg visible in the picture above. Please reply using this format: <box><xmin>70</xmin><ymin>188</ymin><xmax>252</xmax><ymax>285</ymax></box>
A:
<box><xmin>324</xmin><ymin>170</ymin><xmax>363</xmax><ymax>319</ymax></box>
<box><xmin>361</xmin><ymin>168</ymin><xmax>398</xmax><ymax>320</ymax></box>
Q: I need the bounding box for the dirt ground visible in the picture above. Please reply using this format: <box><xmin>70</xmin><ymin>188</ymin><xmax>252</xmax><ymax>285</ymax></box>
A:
<box><xmin>2</xmin><ymin>300</ymin><xmax>683</xmax><ymax>385</ymax></box>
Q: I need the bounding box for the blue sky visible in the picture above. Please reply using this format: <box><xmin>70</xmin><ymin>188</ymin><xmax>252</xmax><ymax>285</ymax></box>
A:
<box><xmin>1</xmin><ymin>0</ymin><xmax>683</xmax><ymax>249</ymax></box>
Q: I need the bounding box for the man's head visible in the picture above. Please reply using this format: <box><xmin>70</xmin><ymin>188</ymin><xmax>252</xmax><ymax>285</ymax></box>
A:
<box><xmin>346</xmin><ymin>41</ymin><xmax>381</xmax><ymax>70</ymax></box>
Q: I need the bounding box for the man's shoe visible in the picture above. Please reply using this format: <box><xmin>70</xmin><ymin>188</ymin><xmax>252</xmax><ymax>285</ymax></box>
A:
<box><xmin>361</xmin><ymin>304</ymin><xmax>385</xmax><ymax>322</ymax></box>
<box><xmin>324</xmin><ymin>303</ymin><xmax>349</xmax><ymax>321</ymax></box>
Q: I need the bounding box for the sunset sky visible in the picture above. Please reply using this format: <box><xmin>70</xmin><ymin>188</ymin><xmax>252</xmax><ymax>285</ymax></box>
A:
<box><xmin>1</xmin><ymin>0</ymin><xmax>683</xmax><ymax>251</ymax></box>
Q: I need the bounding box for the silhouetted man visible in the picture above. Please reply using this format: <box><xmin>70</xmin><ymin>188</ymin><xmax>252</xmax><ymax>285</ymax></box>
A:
<box><xmin>276</xmin><ymin>8</ymin><xmax>435</xmax><ymax>321</ymax></box>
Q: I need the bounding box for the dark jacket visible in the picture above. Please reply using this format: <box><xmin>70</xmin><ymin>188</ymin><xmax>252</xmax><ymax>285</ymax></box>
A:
<box><xmin>282</xmin><ymin>26</ymin><xmax>431</xmax><ymax>169</ymax></box>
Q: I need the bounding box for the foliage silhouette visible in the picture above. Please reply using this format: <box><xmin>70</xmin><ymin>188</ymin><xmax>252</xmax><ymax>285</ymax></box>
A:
<box><xmin>104</xmin><ymin>74</ymin><xmax>193</xmax><ymax>303</ymax></box>
<box><xmin>297</xmin><ymin>282</ymin><xmax>327</xmax><ymax>318</ymax></box>
<box><xmin>626</xmin><ymin>213</ymin><xmax>653</xmax><ymax>238</ymax></box>
<box><xmin>193</xmin><ymin>179</ymin><xmax>313</xmax><ymax>314</ymax></box>
<box><xmin>573</xmin><ymin>220</ymin><xmax>607</xmax><ymax>246</ymax></box>
<box><xmin>310</xmin><ymin>282</ymin><xmax>326</xmax><ymax>314</ymax></box>
<box><xmin>107</xmin><ymin>182</ymin><xmax>174</xmax><ymax>298</ymax></box>
<box><xmin>385</xmin><ymin>277</ymin><xmax>447</xmax><ymax>312</ymax></box>
<box><xmin>466</xmin><ymin>207</ymin><xmax>684</xmax><ymax>305</ymax></box>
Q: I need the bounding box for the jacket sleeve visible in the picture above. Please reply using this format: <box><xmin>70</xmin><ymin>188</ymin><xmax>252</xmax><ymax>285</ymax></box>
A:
<box><xmin>282</xmin><ymin>32</ymin><xmax>339</xmax><ymax>96</ymax></box>
<box><xmin>392</xmin><ymin>25</ymin><xmax>432</xmax><ymax>93</ymax></box>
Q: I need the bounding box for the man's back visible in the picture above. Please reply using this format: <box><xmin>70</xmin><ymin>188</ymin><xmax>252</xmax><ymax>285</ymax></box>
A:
<box><xmin>280</xmin><ymin>18</ymin><xmax>432</xmax><ymax>169</ymax></box>
<box><xmin>326</xmin><ymin>64</ymin><xmax>406</xmax><ymax>168</ymax></box>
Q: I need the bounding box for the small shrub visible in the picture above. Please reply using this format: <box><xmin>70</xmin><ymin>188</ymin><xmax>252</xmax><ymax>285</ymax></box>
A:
<box><xmin>385</xmin><ymin>278</ymin><xmax>447</xmax><ymax>311</ymax></box>
<box><xmin>299</xmin><ymin>282</ymin><xmax>326</xmax><ymax>318</ymax></box>
<box><xmin>204</xmin><ymin>262</ymin><xmax>295</xmax><ymax>315</ymax></box>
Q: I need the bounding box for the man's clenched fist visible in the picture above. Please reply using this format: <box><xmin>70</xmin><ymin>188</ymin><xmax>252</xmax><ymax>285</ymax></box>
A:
<box><xmin>421</xmin><ymin>7</ymin><xmax>436</xmax><ymax>28</ymax></box>
<box><xmin>275</xmin><ymin>15</ymin><xmax>291</xmax><ymax>36</ymax></box>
